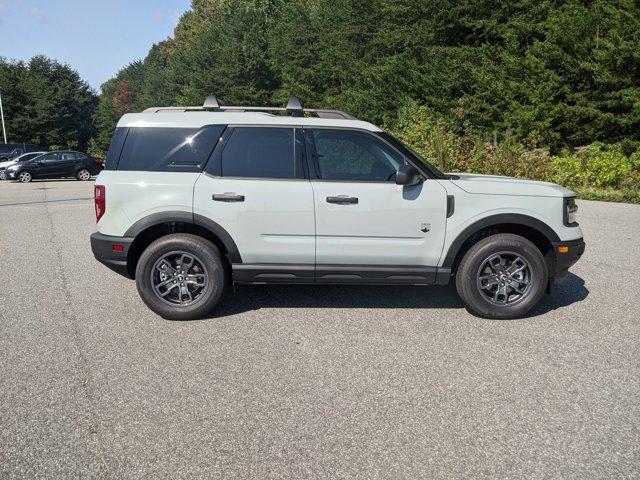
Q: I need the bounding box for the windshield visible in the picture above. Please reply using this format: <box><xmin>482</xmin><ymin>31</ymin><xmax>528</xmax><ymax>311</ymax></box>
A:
<box><xmin>375</xmin><ymin>132</ymin><xmax>446</xmax><ymax>179</ymax></box>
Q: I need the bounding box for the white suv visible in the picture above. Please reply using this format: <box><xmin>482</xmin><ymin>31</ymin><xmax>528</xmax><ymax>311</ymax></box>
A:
<box><xmin>91</xmin><ymin>97</ymin><xmax>584</xmax><ymax>320</ymax></box>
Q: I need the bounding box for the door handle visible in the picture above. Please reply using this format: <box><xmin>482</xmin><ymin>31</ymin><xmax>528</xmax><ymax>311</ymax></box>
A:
<box><xmin>326</xmin><ymin>195</ymin><xmax>358</xmax><ymax>205</ymax></box>
<box><xmin>212</xmin><ymin>193</ymin><xmax>245</xmax><ymax>202</ymax></box>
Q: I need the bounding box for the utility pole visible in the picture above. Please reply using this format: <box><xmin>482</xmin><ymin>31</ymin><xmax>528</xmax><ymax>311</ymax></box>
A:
<box><xmin>0</xmin><ymin>90</ymin><xmax>6</xmax><ymax>144</ymax></box>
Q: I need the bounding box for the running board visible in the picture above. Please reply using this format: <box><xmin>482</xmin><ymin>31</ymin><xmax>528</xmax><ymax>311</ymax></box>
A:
<box><xmin>232</xmin><ymin>264</ymin><xmax>451</xmax><ymax>285</ymax></box>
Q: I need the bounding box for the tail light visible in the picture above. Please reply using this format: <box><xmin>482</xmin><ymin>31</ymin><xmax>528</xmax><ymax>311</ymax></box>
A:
<box><xmin>95</xmin><ymin>185</ymin><xmax>105</xmax><ymax>222</ymax></box>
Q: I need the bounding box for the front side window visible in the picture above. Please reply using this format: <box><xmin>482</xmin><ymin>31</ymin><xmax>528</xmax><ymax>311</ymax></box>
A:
<box><xmin>221</xmin><ymin>127</ymin><xmax>300</xmax><ymax>179</ymax></box>
<box><xmin>39</xmin><ymin>153</ymin><xmax>59</xmax><ymax>163</ymax></box>
<box><xmin>310</xmin><ymin>129</ymin><xmax>403</xmax><ymax>182</ymax></box>
<box><xmin>117</xmin><ymin>126</ymin><xmax>224</xmax><ymax>172</ymax></box>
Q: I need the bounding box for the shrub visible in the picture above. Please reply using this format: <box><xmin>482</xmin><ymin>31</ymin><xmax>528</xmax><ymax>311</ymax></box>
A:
<box><xmin>392</xmin><ymin>103</ymin><xmax>640</xmax><ymax>202</ymax></box>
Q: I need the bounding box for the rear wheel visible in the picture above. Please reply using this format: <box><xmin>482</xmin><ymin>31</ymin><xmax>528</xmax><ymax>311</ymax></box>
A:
<box><xmin>18</xmin><ymin>171</ymin><xmax>32</xmax><ymax>183</ymax></box>
<box><xmin>455</xmin><ymin>233</ymin><xmax>548</xmax><ymax>319</ymax></box>
<box><xmin>135</xmin><ymin>234</ymin><xmax>227</xmax><ymax>320</ymax></box>
<box><xmin>76</xmin><ymin>168</ymin><xmax>91</xmax><ymax>181</ymax></box>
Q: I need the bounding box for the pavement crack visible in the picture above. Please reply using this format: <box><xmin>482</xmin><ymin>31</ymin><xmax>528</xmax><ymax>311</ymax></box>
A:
<box><xmin>43</xmin><ymin>189</ymin><xmax>111</xmax><ymax>479</ymax></box>
<box><xmin>0</xmin><ymin>197</ymin><xmax>93</xmax><ymax>207</ymax></box>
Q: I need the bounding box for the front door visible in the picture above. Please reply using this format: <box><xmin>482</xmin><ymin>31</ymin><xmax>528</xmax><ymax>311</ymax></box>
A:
<box><xmin>306</xmin><ymin>128</ymin><xmax>448</xmax><ymax>279</ymax></box>
<box><xmin>193</xmin><ymin>126</ymin><xmax>315</xmax><ymax>281</ymax></box>
<box><xmin>34</xmin><ymin>152</ymin><xmax>61</xmax><ymax>178</ymax></box>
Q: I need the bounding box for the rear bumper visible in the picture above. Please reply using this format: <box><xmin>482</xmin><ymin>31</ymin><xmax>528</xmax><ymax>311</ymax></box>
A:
<box><xmin>90</xmin><ymin>232</ymin><xmax>134</xmax><ymax>278</ymax></box>
<box><xmin>550</xmin><ymin>238</ymin><xmax>585</xmax><ymax>282</ymax></box>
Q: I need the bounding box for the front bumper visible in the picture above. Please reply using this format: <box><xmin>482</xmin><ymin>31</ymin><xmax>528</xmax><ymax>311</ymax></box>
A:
<box><xmin>90</xmin><ymin>232</ymin><xmax>134</xmax><ymax>278</ymax></box>
<box><xmin>4</xmin><ymin>170</ymin><xmax>17</xmax><ymax>180</ymax></box>
<box><xmin>550</xmin><ymin>238</ymin><xmax>585</xmax><ymax>282</ymax></box>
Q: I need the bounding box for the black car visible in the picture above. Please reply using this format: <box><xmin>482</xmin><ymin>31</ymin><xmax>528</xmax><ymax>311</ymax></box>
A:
<box><xmin>4</xmin><ymin>150</ymin><xmax>104</xmax><ymax>183</ymax></box>
<box><xmin>0</xmin><ymin>143</ymin><xmax>42</xmax><ymax>161</ymax></box>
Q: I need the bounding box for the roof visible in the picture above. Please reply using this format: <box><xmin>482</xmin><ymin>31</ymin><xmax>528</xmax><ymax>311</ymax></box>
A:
<box><xmin>116</xmin><ymin>111</ymin><xmax>382</xmax><ymax>132</ymax></box>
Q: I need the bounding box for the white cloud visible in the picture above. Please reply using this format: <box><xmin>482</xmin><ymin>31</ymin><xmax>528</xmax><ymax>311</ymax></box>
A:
<box><xmin>0</xmin><ymin>3</ymin><xmax>7</xmax><ymax>25</ymax></box>
<box><xmin>154</xmin><ymin>9</ymin><xmax>180</xmax><ymax>25</ymax></box>
<box><xmin>29</xmin><ymin>5</ymin><xmax>48</xmax><ymax>23</ymax></box>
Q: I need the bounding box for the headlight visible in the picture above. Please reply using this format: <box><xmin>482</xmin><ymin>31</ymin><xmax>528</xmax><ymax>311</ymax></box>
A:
<box><xmin>563</xmin><ymin>197</ymin><xmax>578</xmax><ymax>227</ymax></box>
<box><xmin>6</xmin><ymin>165</ymin><xmax>18</xmax><ymax>171</ymax></box>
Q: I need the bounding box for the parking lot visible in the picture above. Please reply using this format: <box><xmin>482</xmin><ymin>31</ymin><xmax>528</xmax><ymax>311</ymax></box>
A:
<box><xmin>0</xmin><ymin>179</ymin><xmax>638</xmax><ymax>479</ymax></box>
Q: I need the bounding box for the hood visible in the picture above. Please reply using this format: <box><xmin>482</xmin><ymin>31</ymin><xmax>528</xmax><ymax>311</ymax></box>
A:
<box><xmin>0</xmin><ymin>160</ymin><xmax>16</xmax><ymax>169</ymax></box>
<box><xmin>446</xmin><ymin>172</ymin><xmax>575</xmax><ymax>197</ymax></box>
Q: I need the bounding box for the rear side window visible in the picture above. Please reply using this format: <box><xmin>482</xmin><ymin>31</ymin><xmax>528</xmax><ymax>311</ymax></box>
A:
<box><xmin>220</xmin><ymin>127</ymin><xmax>301</xmax><ymax>179</ymax></box>
<box><xmin>105</xmin><ymin>128</ymin><xmax>128</xmax><ymax>170</ymax></box>
<box><xmin>115</xmin><ymin>126</ymin><xmax>224</xmax><ymax>172</ymax></box>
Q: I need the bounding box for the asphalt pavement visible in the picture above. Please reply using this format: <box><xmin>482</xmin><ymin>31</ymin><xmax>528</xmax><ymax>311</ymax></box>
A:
<box><xmin>0</xmin><ymin>179</ymin><xmax>638</xmax><ymax>479</ymax></box>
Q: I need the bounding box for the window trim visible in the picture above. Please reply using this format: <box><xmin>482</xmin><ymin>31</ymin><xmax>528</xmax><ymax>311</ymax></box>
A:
<box><xmin>303</xmin><ymin>126</ymin><xmax>416</xmax><ymax>184</ymax></box>
<box><xmin>205</xmin><ymin>125</ymin><xmax>307</xmax><ymax>181</ymax></box>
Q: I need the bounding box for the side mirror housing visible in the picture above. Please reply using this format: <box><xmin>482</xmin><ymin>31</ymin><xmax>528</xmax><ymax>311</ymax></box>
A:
<box><xmin>395</xmin><ymin>163</ymin><xmax>421</xmax><ymax>186</ymax></box>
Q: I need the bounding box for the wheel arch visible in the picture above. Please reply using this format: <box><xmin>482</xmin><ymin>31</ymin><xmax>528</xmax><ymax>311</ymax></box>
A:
<box><xmin>443</xmin><ymin>214</ymin><xmax>560</xmax><ymax>275</ymax></box>
<box><xmin>124</xmin><ymin>212</ymin><xmax>241</xmax><ymax>278</ymax></box>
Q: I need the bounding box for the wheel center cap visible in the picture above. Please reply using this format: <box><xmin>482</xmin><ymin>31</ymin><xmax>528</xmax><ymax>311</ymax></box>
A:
<box><xmin>178</xmin><ymin>275</ymin><xmax>184</xmax><ymax>281</ymax></box>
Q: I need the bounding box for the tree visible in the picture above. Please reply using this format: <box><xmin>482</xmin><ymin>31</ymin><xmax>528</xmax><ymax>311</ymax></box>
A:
<box><xmin>0</xmin><ymin>55</ymin><xmax>97</xmax><ymax>149</ymax></box>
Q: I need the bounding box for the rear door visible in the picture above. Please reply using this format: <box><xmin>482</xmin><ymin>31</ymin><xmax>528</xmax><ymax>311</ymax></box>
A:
<box><xmin>56</xmin><ymin>152</ymin><xmax>79</xmax><ymax>177</ymax></box>
<box><xmin>306</xmin><ymin>128</ymin><xmax>448</xmax><ymax>277</ymax></box>
<box><xmin>193</xmin><ymin>126</ymin><xmax>315</xmax><ymax>279</ymax></box>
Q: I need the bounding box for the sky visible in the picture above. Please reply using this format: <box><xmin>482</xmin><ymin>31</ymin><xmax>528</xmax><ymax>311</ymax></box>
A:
<box><xmin>0</xmin><ymin>0</ymin><xmax>191</xmax><ymax>92</ymax></box>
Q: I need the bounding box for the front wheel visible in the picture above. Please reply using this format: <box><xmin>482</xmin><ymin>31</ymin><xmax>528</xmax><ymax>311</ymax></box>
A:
<box><xmin>18</xmin><ymin>171</ymin><xmax>32</xmax><ymax>183</ymax></box>
<box><xmin>135</xmin><ymin>234</ymin><xmax>227</xmax><ymax>320</ymax></box>
<box><xmin>455</xmin><ymin>233</ymin><xmax>548</xmax><ymax>319</ymax></box>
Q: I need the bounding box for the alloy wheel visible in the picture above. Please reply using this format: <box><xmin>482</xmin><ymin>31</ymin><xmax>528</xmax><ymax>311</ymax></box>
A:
<box><xmin>18</xmin><ymin>171</ymin><xmax>31</xmax><ymax>183</ymax></box>
<box><xmin>78</xmin><ymin>169</ymin><xmax>91</xmax><ymax>180</ymax></box>
<box><xmin>476</xmin><ymin>251</ymin><xmax>533</xmax><ymax>305</ymax></box>
<box><xmin>150</xmin><ymin>251</ymin><xmax>209</xmax><ymax>307</ymax></box>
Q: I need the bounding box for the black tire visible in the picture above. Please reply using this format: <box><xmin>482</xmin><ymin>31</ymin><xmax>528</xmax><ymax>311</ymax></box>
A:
<box><xmin>135</xmin><ymin>234</ymin><xmax>227</xmax><ymax>320</ymax></box>
<box><xmin>455</xmin><ymin>233</ymin><xmax>548</xmax><ymax>319</ymax></box>
<box><xmin>76</xmin><ymin>168</ymin><xmax>91</xmax><ymax>181</ymax></box>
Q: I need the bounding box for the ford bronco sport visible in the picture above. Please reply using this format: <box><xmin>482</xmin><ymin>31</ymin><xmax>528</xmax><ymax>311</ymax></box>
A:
<box><xmin>91</xmin><ymin>96</ymin><xmax>585</xmax><ymax>320</ymax></box>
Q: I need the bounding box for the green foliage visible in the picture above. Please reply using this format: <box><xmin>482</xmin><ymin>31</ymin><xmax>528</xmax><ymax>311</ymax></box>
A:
<box><xmin>393</xmin><ymin>102</ymin><xmax>640</xmax><ymax>201</ymax></box>
<box><xmin>95</xmin><ymin>0</ymin><xmax>640</xmax><ymax>151</ymax></box>
<box><xmin>89</xmin><ymin>0</ymin><xmax>640</xmax><ymax>201</ymax></box>
<box><xmin>0</xmin><ymin>56</ymin><xmax>97</xmax><ymax>150</ymax></box>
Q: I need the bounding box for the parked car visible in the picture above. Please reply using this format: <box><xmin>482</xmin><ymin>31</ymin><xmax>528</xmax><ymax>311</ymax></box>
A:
<box><xmin>0</xmin><ymin>143</ymin><xmax>41</xmax><ymax>161</ymax></box>
<box><xmin>0</xmin><ymin>151</ymin><xmax>47</xmax><ymax>179</ymax></box>
<box><xmin>90</xmin><ymin>96</ymin><xmax>585</xmax><ymax>320</ymax></box>
<box><xmin>4</xmin><ymin>150</ymin><xmax>103</xmax><ymax>182</ymax></box>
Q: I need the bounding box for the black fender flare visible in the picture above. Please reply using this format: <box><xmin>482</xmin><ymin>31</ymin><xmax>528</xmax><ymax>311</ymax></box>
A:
<box><xmin>441</xmin><ymin>213</ymin><xmax>560</xmax><ymax>268</ymax></box>
<box><xmin>124</xmin><ymin>211</ymin><xmax>242</xmax><ymax>263</ymax></box>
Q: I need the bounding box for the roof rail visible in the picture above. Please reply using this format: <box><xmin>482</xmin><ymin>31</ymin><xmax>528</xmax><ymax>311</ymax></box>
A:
<box><xmin>286</xmin><ymin>96</ymin><xmax>303</xmax><ymax>117</ymax></box>
<box><xmin>143</xmin><ymin>96</ymin><xmax>357</xmax><ymax>120</ymax></box>
<box><xmin>203</xmin><ymin>95</ymin><xmax>220</xmax><ymax>109</ymax></box>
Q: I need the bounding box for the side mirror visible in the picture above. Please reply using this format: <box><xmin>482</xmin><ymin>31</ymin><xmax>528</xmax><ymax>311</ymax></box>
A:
<box><xmin>395</xmin><ymin>163</ymin><xmax>421</xmax><ymax>186</ymax></box>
